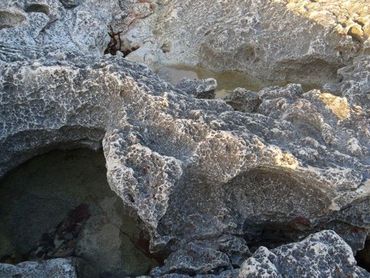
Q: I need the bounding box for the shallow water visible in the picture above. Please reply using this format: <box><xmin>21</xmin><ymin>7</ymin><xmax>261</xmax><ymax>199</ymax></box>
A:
<box><xmin>0</xmin><ymin>149</ymin><xmax>158</xmax><ymax>277</ymax></box>
<box><xmin>156</xmin><ymin>64</ymin><xmax>321</xmax><ymax>97</ymax></box>
<box><xmin>155</xmin><ymin>64</ymin><xmax>266</xmax><ymax>97</ymax></box>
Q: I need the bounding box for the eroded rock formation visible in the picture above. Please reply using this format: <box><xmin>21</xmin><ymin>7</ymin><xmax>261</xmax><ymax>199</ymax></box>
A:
<box><xmin>0</xmin><ymin>0</ymin><xmax>369</xmax><ymax>277</ymax></box>
<box><xmin>124</xmin><ymin>0</ymin><xmax>370</xmax><ymax>86</ymax></box>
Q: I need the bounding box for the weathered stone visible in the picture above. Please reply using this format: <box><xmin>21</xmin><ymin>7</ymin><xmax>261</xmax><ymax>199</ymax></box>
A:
<box><xmin>239</xmin><ymin>230</ymin><xmax>369</xmax><ymax>277</ymax></box>
<box><xmin>0</xmin><ymin>0</ymin><xmax>121</xmax><ymax>59</ymax></box>
<box><xmin>0</xmin><ymin>258</ymin><xmax>77</xmax><ymax>278</ymax></box>
<box><xmin>59</xmin><ymin>0</ymin><xmax>80</xmax><ymax>9</ymax></box>
<box><xmin>0</xmin><ymin>9</ymin><xmax>26</xmax><ymax>29</ymax></box>
<box><xmin>152</xmin><ymin>242</ymin><xmax>231</xmax><ymax>275</ymax></box>
<box><xmin>1</xmin><ymin>53</ymin><xmax>369</xmax><ymax>275</ymax></box>
<box><xmin>223</xmin><ymin>88</ymin><xmax>261</xmax><ymax>113</ymax></box>
<box><xmin>175</xmin><ymin>78</ymin><xmax>217</xmax><ymax>99</ymax></box>
<box><xmin>0</xmin><ymin>0</ymin><xmax>370</xmax><ymax>276</ymax></box>
<box><xmin>323</xmin><ymin>55</ymin><xmax>370</xmax><ymax>111</ymax></box>
<box><xmin>122</xmin><ymin>0</ymin><xmax>369</xmax><ymax>86</ymax></box>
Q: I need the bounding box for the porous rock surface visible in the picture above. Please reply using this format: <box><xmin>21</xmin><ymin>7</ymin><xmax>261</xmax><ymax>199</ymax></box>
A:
<box><xmin>0</xmin><ymin>258</ymin><xmax>77</xmax><ymax>278</ymax></box>
<box><xmin>124</xmin><ymin>0</ymin><xmax>370</xmax><ymax>86</ymax></box>
<box><xmin>1</xmin><ymin>51</ymin><xmax>370</xmax><ymax>276</ymax></box>
<box><xmin>238</xmin><ymin>230</ymin><xmax>369</xmax><ymax>278</ymax></box>
<box><xmin>0</xmin><ymin>0</ymin><xmax>370</xmax><ymax>277</ymax></box>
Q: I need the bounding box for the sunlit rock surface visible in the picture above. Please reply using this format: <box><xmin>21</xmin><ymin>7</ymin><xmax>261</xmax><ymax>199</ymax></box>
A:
<box><xmin>1</xmin><ymin>53</ymin><xmax>369</xmax><ymax>275</ymax></box>
<box><xmin>123</xmin><ymin>0</ymin><xmax>370</xmax><ymax>86</ymax></box>
<box><xmin>0</xmin><ymin>0</ymin><xmax>370</xmax><ymax>277</ymax></box>
<box><xmin>239</xmin><ymin>230</ymin><xmax>369</xmax><ymax>277</ymax></box>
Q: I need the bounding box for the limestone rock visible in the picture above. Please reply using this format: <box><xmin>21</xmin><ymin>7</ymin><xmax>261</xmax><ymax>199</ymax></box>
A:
<box><xmin>161</xmin><ymin>231</ymin><xmax>369</xmax><ymax>277</ymax></box>
<box><xmin>223</xmin><ymin>88</ymin><xmax>261</xmax><ymax>113</ymax></box>
<box><xmin>0</xmin><ymin>0</ymin><xmax>123</xmax><ymax>59</ymax></box>
<box><xmin>0</xmin><ymin>258</ymin><xmax>77</xmax><ymax>278</ymax></box>
<box><xmin>122</xmin><ymin>0</ymin><xmax>370</xmax><ymax>86</ymax></box>
<box><xmin>175</xmin><ymin>78</ymin><xmax>217</xmax><ymax>99</ymax></box>
<box><xmin>239</xmin><ymin>230</ymin><xmax>369</xmax><ymax>277</ymax></box>
<box><xmin>324</xmin><ymin>55</ymin><xmax>370</xmax><ymax>111</ymax></box>
<box><xmin>1</xmin><ymin>54</ymin><xmax>369</xmax><ymax>275</ymax></box>
<box><xmin>0</xmin><ymin>0</ymin><xmax>370</xmax><ymax>276</ymax></box>
<box><xmin>59</xmin><ymin>0</ymin><xmax>80</xmax><ymax>9</ymax></box>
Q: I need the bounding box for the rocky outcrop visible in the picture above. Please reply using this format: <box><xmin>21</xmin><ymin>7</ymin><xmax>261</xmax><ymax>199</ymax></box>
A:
<box><xmin>0</xmin><ymin>258</ymin><xmax>77</xmax><ymax>278</ymax></box>
<box><xmin>123</xmin><ymin>0</ymin><xmax>370</xmax><ymax>87</ymax></box>
<box><xmin>0</xmin><ymin>0</ymin><xmax>368</xmax><ymax>86</ymax></box>
<box><xmin>0</xmin><ymin>0</ymin><xmax>370</xmax><ymax>276</ymax></box>
<box><xmin>239</xmin><ymin>230</ymin><xmax>369</xmax><ymax>277</ymax></box>
<box><xmin>175</xmin><ymin>78</ymin><xmax>217</xmax><ymax>99</ymax></box>
<box><xmin>1</xmin><ymin>52</ymin><xmax>370</xmax><ymax>275</ymax></box>
<box><xmin>224</xmin><ymin>88</ymin><xmax>261</xmax><ymax>113</ymax></box>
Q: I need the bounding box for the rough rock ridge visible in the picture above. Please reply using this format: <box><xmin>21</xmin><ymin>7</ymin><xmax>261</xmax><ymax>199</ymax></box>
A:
<box><xmin>124</xmin><ymin>0</ymin><xmax>370</xmax><ymax>86</ymax></box>
<box><xmin>0</xmin><ymin>258</ymin><xmax>77</xmax><ymax>278</ymax></box>
<box><xmin>0</xmin><ymin>0</ymin><xmax>370</xmax><ymax>277</ymax></box>
<box><xmin>1</xmin><ymin>52</ymin><xmax>370</xmax><ymax>276</ymax></box>
<box><xmin>238</xmin><ymin>230</ymin><xmax>369</xmax><ymax>278</ymax></box>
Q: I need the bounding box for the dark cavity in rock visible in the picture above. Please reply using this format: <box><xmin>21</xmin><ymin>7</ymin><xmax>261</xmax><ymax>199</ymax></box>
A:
<box><xmin>356</xmin><ymin>238</ymin><xmax>370</xmax><ymax>272</ymax></box>
<box><xmin>24</xmin><ymin>3</ymin><xmax>50</xmax><ymax>15</ymax></box>
<box><xmin>0</xmin><ymin>149</ymin><xmax>159</xmax><ymax>277</ymax></box>
<box><xmin>104</xmin><ymin>25</ymin><xmax>140</xmax><ymax>57</ymax></box>
<box><xmin>59</xmin><ymin>0</ymin><xmax>80</xmax><ymax>9</ymax></box>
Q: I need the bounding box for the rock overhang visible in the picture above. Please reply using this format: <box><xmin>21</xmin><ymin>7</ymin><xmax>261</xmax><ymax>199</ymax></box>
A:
<box><xmin>0</xmin><ymin>0</ymin><xmax>369</xmax><ymax>276</ymax></box>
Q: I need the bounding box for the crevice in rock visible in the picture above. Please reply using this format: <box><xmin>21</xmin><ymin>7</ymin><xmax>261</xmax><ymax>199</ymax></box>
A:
<box><xmin>243</xmin><ymin>221</ymin><xmax>310</xmax><ymax>252</ymax></box>
<box><xmin>104</xmin><ymin>25</ymin><xmax>140</xmax><ymax>57</ymax></box>
<box><xmin>24</xmin><ymin>3</ymin><xmax>50</xmax><ymax>15</ymax></box>
<box><xmin>356</xmin><ymin>238</ymin><xmax>370</xmax><ymax>272</ymax></box>
<box><xmin>0</xmin><ymin>148</ymin><xmax>159</xmax><ymax>277</ymax></box>
<box><xmin>0</xmin><ymin>10</ymin><xmax>26</xmax><ymax>29</ymax></box>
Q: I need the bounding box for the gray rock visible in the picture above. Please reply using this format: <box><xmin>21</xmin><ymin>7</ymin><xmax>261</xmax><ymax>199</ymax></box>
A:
<box><xmin>175</xmin><ymin>78</ymin><xmax>217</xmax><ymax>99</ymax></box>
<box><xmin>152</xmin><ymin>242</ymin><xmax>231</xmax><ymax>275</ymax></box>
<box><xmin>0</xmin><ymin>258</ymin><xmax>77</xmax><ymax>278</ymax></box>
<box><xmin>123</xmin><ymin>0</ymin><xmax>370</xmax><ymax>86</ymax></box>
<box><xmin>239</xmin><ymin>230</ymin><xmax>370</xmax><ymax>278</ymax></box>
<box><xmin>0</xmin><ymin>0</ymin><xmax>122</xmax><ymax>59</ymax></box>
<box><xmin>59</xmin><ymin>0</ymin><xmax>80</xmax><ymax>9</ymax></box>
<box><xmin>223</xmin><ymin>88</ymin><xmax>261</xmax><ymax>112</ymax></box>
<box><xmin>160</xmin><ymin>231</ymin><xmax>369</xmax><ymax>277</ymax></box>
<box><xmin>0</xmin><ymin>0</ymin><xmax>370</xmax><ymax>276</ymax></box>
<box><xmin>1</xmin><ymin>53</ymin><xmax>369</xmax><ymax>275</ymax></box>
<box><xmin>324</xmin><ymin>55</ymin><xmax>370</xmax><ymax>111</ymax></box>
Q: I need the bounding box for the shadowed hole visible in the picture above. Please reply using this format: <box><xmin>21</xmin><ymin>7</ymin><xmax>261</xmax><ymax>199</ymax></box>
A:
<box><xmin>24</xmin><ymin>4</ymin><xmax>50</xmax><ymax>15</ymax></box>
<box><xmin>356</xmin><ymin>238</ymin><xmax>370</xmax><ymax>272</ymax></box>
<box><xmin>0</xmin><ymin>148</ymin><xmax>159</xmax><ymax>277</ymax></box>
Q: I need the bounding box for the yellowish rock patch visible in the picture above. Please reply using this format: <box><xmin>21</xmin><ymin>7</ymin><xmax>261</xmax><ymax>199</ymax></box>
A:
<box><xmin>318</xmin><ymin>92</ymin><xmax>350</xmax><ymax>120</ymax></box>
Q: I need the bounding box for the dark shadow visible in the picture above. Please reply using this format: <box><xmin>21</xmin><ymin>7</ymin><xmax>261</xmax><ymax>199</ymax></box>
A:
<box><xmin>0</xmin><ymin>148</ymin><xmax>159</xmax><ymax>277</ymax></box>
<box><xmin>24</xmin><ymin>4</ymin><xmax>50</xmax><ymax>15</ymax></box>
<box><xmin>356</xmin><ymin>238</ymin><xmax>370</xmax><ymax>272</ymax></box>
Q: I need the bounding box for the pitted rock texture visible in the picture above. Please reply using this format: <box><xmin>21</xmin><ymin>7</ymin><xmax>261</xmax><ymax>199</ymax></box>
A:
<box><xmin>0</xmin><ymin>0</ymin><xmax>368</xmax><ymax>87</ymax></box>
<box><xmin>324</xmin><ymin>55</ymin><xmax>370</xmax><ymax>111</ymax></box>
<box><xmin>175</xmin><ymin>78</ymin><xmax>217</xmax><ymax>99</ymax></box>
<box><xmin>239</xmin><ymin>230</ymin><xmax>369</xmax><ymax>278</ymax></box>
<box><xmin>0</xmin><ymin>258</ymin><xmax>77</xmax><ymax>278</ymax></box>
<box><xmin>223</xmin><ymin>88</ymin><xmax>261</xmax><ymax>113</ymax></box>
<box><xmin>1</xmin><ymin>53</ymin><xmax>370</xmax><ymax>275</ymax></box>
<box><xmin>158</xmin><ymin>231</ymin><xmax>370</xmax><ymax>277</ymax></box>
<box><xmin>123</xmin><ymin>0</ymin><xmax>369</xmax><ymax>87</ymax></box>
<box><xmin>1</xmin><ymin>0</ymin><xmax>370</xmax><ymax>276</ymax></box>
<box><xmin>0</xmin><ymin>0</ymin><xmax>126</xmax><ymax>60</ymax></box>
